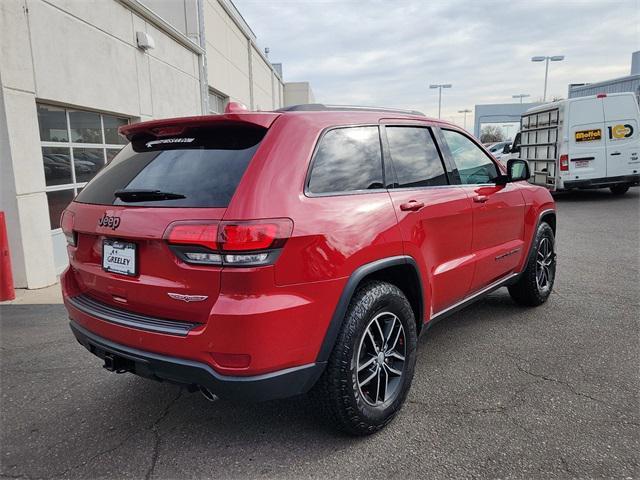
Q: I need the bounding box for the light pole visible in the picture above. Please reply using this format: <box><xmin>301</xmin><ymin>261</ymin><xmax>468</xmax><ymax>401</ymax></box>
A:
<box><xmin>531</xmin><ymin>56</ymin><xmax>564</xmax><ymax>102</ymax></box>
<box><xmin>429</xmin><ymin>84</ymin><xmax>452</xmax><ymax>119</ymax></box>
<box><xmin>512</xmin><ymin>94</ymin><xmax>530</xmax><ymax>104</ymax></box>
<box><xmin>458</xmin><ymin>109</ymin><xmax>472</xmax><ymax>129</ymax></box>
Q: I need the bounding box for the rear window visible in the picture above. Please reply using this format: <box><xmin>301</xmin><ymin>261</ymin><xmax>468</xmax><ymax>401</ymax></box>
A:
<box><xmin>307</xmin><ymin>126</ymin><xmax>383</xmax><ymax>194</ymax></box>
<box><xmin>74</xmin><ymin>126</ymin><xmax>265</xmax><ymax>207</ymax></box>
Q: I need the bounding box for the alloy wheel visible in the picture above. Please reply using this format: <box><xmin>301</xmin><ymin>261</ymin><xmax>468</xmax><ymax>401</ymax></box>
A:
<box><xmin>356</xmin><ymin>311</ymin><xmax>406</xmax><ymax>406</ymax></box>
<box><xmin>536</xmin><ymin>237</ymin><xmax>554</xmax><ymax>291</ymax></box>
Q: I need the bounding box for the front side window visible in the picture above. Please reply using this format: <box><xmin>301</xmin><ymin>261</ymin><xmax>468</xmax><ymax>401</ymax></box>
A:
<box><xmin>307</xmin><ymin>126</ymin><xmax>383</xmax><ymax>194</ymax></box>
<box><xmin>386</xmin><ymin>127</ymin><xmax>448</xmax><ymax>188</ymax></box>
<box><xmin>442</xmin><ymin>129</ymin><xmax>499</xmax><ymax>184</ymax></box>
<box><xmin>37</xmin><ymin>104</ymin><xmax>128</xmax><ymax>229</ymax></box>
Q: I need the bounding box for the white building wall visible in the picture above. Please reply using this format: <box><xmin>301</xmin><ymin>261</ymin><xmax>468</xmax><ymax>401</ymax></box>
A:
<box><xmin>1</xmin><ymin>0</ymin><xmax>302</xmax><ymax>290</ymax></box>
<box><xmin>0</xmin><ymin>0</ymin><xmax>204</xmax><ymax>288</ymax></box>
<box><xmin>284</xmin><ymin>82</ymin><xmax>316</xmax><ymax>106</ymax></box>
<box><xmin>203</xmin><ymin>0</ymin><xmax>284</xmax><ymax>110</ymax></box>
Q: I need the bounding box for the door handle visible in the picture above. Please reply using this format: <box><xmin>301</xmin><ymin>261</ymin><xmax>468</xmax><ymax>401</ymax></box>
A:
<box><xmin>399</xmin><ymin>201</ymin><xmax>425</xmax><ymax>211</ymax></box>
<box><xmin>473</xmin><ymin>195</ymin><xmax>488</xmax><ymax>203</ymax></box>
<box><xmin>610</xmin><ymin>152</ymin><xmax>621</xmax><ymax>156</ymax></box>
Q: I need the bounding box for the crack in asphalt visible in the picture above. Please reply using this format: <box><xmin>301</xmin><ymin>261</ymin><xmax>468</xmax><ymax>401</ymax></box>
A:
<box><xmin>504</xmin><ymin>353</ymin><xmax>607</xmax><ymax>405</ymax></box>
<box><xmin>0</xmin><ymin>388</ymin><xmax>184</xmax><ymax>480</ymax></box>
<box><xmin>144</xmin><ymin>388</ymin><xmax>184</xmax><ymax>480</ymax></box>
<box><xmin>559</xmin><ymin>455</ymin><xmax>579</xmax><ymax>478</ymax></box>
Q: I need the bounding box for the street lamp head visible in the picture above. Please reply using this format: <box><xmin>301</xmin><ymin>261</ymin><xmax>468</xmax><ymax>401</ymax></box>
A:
<box><xmin>429</xmin><ymin>85</ymin><xmax>439</xmax><ymax>89</ymax></box>
<box><xmin>531</xmin><ymin>56</ymin><xmax>546</xmax><ymax>62</ymax></box>
<box><xmin>512</xmin><ymin>94</ymin><xmax>530</xmax><ymax>98</ymax></box>
<box><xmin>442</xmin><ymin>84</ymin><xmax>452</xmax><ymax>88</ymax></box>
<box><xmin>550</xmin><ymin>55</ymin><xmax>565</xmax><ymax>61</ymax></box>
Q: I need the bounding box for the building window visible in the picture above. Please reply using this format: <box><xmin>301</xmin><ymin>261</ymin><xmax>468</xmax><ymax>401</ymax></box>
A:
<box><xmin>208</xmin><ymin>90</ymin><xmax>228</xmax><ymax>114</ymax></box>
<box><xmin>37</xmin><ymin>104</ymin><xmax>129</xmax><ymax>229</ymax></box>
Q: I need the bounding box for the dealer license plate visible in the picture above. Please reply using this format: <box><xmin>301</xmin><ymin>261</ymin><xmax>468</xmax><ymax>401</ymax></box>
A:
<box><xmin>102</xmin><ymin>239</ymin><xmax>137</xmax><ymax>276</ymax></box>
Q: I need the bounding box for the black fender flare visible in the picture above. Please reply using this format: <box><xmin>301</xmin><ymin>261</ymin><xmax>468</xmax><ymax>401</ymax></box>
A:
<box><xmin>315</xmin><ymin>255</ymin><xmax>424</xmax><ymax>363</ymax></box>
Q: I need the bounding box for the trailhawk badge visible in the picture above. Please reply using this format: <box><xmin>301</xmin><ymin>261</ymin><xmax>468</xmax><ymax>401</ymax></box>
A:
<box><xmin>167</xmin><ymin>293</ymin><xmax>208</xmax><ymax>303</ymax></box>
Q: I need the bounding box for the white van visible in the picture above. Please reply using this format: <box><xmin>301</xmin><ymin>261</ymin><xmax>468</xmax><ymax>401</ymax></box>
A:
<box><xmin>505</xmin><ymin>93</ymin><xmax>639</xmax><ymax>194</ymax></box>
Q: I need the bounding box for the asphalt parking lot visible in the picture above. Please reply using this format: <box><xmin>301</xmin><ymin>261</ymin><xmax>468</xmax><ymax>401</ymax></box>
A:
<box><xmin>1</xmin><ymin>189</ymin><xmax>638</xmax><ymax>480</ymax></box>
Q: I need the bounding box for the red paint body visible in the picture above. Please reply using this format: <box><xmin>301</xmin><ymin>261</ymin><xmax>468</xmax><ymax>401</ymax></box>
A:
<box><xmin>61</xmin><ymin>109</ymin><xmax>555</xmax><ymax>381</ymax></box>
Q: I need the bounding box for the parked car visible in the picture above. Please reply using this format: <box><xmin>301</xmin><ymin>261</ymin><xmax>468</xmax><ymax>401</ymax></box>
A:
<box><xmin>505</xmin><ymin>92</ymin><xmax>640</xmax><ymax>194</ymax></box>
<box><xmin>486</xmin><ymin>140</ymin><xmax>512</xmax><ymax>159</ymax></box>
<box><xmin>61</xmin><ymin>103</ymin><xmax>557</xmax><ymax>435</ymax></box>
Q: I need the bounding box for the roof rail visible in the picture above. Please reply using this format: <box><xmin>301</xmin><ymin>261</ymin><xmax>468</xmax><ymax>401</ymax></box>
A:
<box><xmin>276</xmin><ymin>104</ymin><xmax>425</xmax><ymax>116</ymax></box>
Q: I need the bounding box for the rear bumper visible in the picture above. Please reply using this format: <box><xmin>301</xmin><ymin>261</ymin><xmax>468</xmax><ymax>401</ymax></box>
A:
<box><xmin>563</xmin><ymin>174</ymin><xmax>640</xmax><ymax>189</ymax></box>
<box><xmin>70</xmin><ymin>320</ymin><xmax>325</xmax><ymax>401</ymax></box>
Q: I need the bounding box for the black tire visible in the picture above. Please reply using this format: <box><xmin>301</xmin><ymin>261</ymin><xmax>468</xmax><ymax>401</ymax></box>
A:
<box><xmin>312</xmin><ymin>281</ymin><xmax>417</xmax><ymax>435</ymax></box>
<box><xmin>508</xmin><ymin>222</ymin><xmax>556</xmax><ymax>306</ymax></box>
<box><xmin>610</xmin><ymin>184</ymin><xmax>630</xmax><ymax>195</ymax></box>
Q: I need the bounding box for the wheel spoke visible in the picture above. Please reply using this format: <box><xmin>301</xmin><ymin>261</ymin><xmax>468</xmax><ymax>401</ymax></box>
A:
<box><xmin>384</xmin><ymin>363</ymin><xmax>402</xmax><ymax>376</ymax></box>
<box><xmin>374</xmin><ymin>369</ymin><xmax>382</xmax><ymax>403</ymax></box>
<box><xmin>382</xmin><ymin>367</ymin><xmax>389</xmax><ymax>402</ymax></box>
<box><xmin>359</xmin><ymin>368</ymin><xmax>378</xmax><ymax>388</ymax></box>
<box><xmin>538</xmin><ymin>268</ymin><xmax>547</xmax><ymax>288</ymax></box>
<box><xmin>386</xmin><ymin>351</ymin><xmax>405</xmax><ymax>362</ymax></box>
<box><xmin>366</xmin><ymin>329</ymin><xmax>379</xmax><ymax>354</ymax></box>
<box><xmin>373</xmin><ymin>317</ymin><xmax>385</xmax><ymax>347</ymax></box>
<box><xmin>388</xmin><ymin>322</ymin><xmax>403</xmax><ymax>352</ymax></box>
<box><xmin>384</xmin><ymin>315</ymin><xmax>397</xmax><ymax>347</ymax></box>
<box><xmin>358</xmin><ymin>355</ymin><xmax>376</xmax><ymax>372</ymax></box>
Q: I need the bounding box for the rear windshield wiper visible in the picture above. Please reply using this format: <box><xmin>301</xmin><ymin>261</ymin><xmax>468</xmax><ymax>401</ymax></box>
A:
<box><xmin>114</xmin><ymin>189</ymin><xmax>186</xmax><ymax>202</ymax></box>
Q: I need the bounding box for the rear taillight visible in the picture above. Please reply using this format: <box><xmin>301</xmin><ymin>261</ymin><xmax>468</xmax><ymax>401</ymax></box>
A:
<box><xmin>60</xmin><ymin>210</ymin><xmax>76</xmax><ymax>247</ymax></box>
<box><xmin>166</xmin><ymin>223</ymin><xmax>218</xmax><ymax>250</ymax></box>
<box><xmin>165</xmin><ymin>219</ymin><xmax>292</xmax><ymax>267</ymax></box>
<box><xmin>560</xmin><ymin>154</ymin><xmax>569</xmax><ymax>172</ymax></box>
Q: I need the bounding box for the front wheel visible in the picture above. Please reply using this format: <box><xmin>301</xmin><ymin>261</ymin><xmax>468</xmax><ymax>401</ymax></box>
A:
<box><xmin>508</xmin><ymin>222</ymin><xmax>556</xmax><ymax>306</ymax></box>
<box><xmin>610</xmin><ymin>184</ymin><xmax>630</xmax><ymax>195</ymax></box>
<box><xmin>312</xmin><ymin>281</ymin><xmax>417</xmax><ymax>435</ymax></box>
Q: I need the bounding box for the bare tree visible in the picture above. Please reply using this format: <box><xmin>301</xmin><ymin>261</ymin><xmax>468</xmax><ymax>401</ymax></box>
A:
<box><xmin>480</xmin><ymin>125</ymin><xmax>505</xmax><ymax>143</ymax></box>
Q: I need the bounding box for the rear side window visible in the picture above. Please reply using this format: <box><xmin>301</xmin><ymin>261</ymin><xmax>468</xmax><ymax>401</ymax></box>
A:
<box><xmin>386</xmin><ymin>127</ymin><xmax>448</xmax><ymax>188</ymax></box>
<box><xmin>74</xmin><ymin>126</ymin><xmax>265</xmax><ymax>207</ymax></box>
<box><xmin>307</xmin><ymin>126</ymin><xmax>383</xmax><ymax>194</ymax></box>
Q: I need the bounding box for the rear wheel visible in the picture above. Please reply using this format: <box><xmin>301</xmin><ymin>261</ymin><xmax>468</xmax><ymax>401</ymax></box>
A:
<box><xmin>313</xmin><ymin>281</ymin><xmax>417</xmax><ymax>435</ymax></box>
<box><xmin>610</xmin><ymin>184</ymin><xmax>630</xmax><ymax>195</ymax></box>
<box><xmin>508</xmin><ymin>222</ymin><xmax>556</xmax><ymax>306</ymax></box>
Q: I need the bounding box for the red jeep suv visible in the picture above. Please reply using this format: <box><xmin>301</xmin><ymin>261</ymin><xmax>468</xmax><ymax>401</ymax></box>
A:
<box><xmin>61</xmin><ymin>104</ymin><xmax>556</xmax><ymax>435</ymax></box>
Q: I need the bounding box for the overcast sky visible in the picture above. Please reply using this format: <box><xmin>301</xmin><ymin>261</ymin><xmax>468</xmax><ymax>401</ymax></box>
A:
<box><xmin>233</xmin><ymin>0</ymin><xmax>639</xmax><ymax>127</ymax></box>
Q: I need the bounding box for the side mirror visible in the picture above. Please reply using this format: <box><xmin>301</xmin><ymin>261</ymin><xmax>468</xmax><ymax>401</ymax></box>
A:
<box><xmin>502</xmin><ymin>144</ymin><xmax>511</xmax><ymax>154</ymax></box>
<box><xmin>507</xmin><ymin>159</ymin><xmax>530</xmax><ymax>182</ymax></box>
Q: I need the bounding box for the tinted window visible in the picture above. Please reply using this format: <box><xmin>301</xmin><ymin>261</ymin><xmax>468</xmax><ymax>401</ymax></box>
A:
<box><xmin>308</xmin><ymin>127</ymin><xmax>383</xmax><ymax>194</ymax></box>
<box><xmin>75</xmin><ymin>126</ymin><xmax>265</xmax><ymax>207</ymax></box>
<box><xmin>442</xmin><ymin>129</ymin><xmax>498</xmax><ymax>184</ymax></box>
<box><xmin>386</xmin><ymin>127</ymin><xmax>448</xmax><ymax>188</ymax></box>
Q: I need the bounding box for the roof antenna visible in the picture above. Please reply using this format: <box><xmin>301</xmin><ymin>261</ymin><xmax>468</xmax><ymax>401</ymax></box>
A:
<box><xmin>264</xmin><ymin>47</ymin><xmax>270</xmax><ymax>58</ymax></box>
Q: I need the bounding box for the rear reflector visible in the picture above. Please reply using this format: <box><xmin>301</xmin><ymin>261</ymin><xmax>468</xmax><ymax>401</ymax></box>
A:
<box><xmin>211</xmin><ymin>352</ymin><xmax>251</xmax><ymax>369</ymax></box>
<box><xmin>559</xmin><ymin>154</ymin><xmax>569</xmax><ymax>171</ymax></box>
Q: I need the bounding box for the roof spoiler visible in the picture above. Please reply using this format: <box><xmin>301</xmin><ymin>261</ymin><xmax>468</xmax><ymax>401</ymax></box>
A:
<box><xmin>119</xmin><ymin>104</ymin><xmax>280</xmax><ymax>141</ymax></box>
